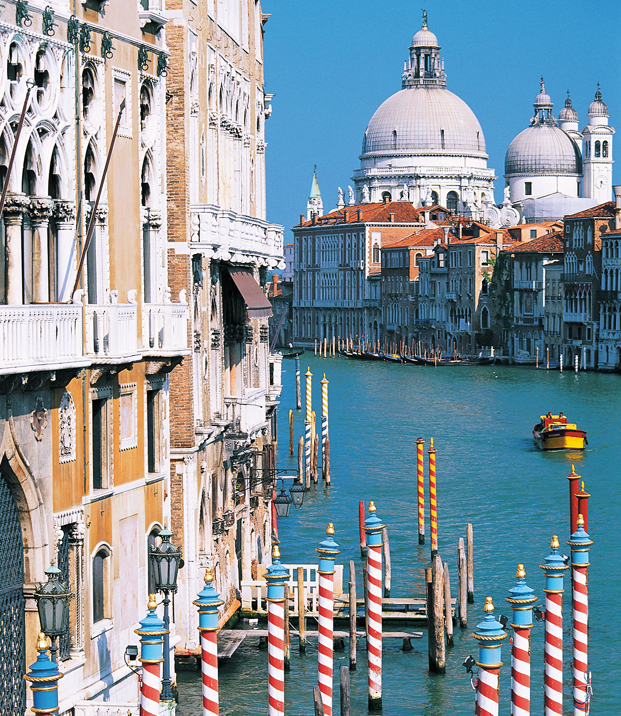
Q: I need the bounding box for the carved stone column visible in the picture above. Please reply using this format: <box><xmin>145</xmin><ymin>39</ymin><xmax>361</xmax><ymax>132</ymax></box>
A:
<box><xmin>54</xmin><ymin>201</ymin><xmax>77</xmax><ymax>302</ymax></box>
<box><xmin>70</xmin><ymin>521</ymin><xmax>85</xmax><ymax>654</ymax></box>
<box><xmin>4</xmin><ymin>194</ymin><xmax>29</xmax><ymax>304</ymax></box>
<box><xmin>30</xmin><ymin>198</ymin><xmax>54</xmax><ymax>303</ymax></box>
<box><xmin>144</xmin><ymin>209</ymin><xmax>162</xmax><ymax>304</ymax></box>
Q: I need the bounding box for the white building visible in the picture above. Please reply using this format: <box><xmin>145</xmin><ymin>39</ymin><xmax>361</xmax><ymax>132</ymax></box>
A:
<box><xmin>506</xmin><ymin>83</ymin><xmax>614</xmax><ymax>221</ymax></box>
<box><xmin>352</xmin><ymin>16</ymin><xmax>496</xmax><ymax>214</ymax></box>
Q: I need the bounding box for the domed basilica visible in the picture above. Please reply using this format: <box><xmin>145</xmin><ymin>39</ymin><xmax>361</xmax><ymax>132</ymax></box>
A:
<box><xmin>352</xmin><ymin>15</ymin><xmax>496</xmax><ymax>216</ymax></box>
<box><xmin>312</xmin><ymin>14</ymin><xmax>615</xmax><ymax>226</ymax></box>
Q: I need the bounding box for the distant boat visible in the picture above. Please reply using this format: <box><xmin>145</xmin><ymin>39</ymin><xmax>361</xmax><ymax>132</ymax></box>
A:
<box><xmin>533</xmin><ymin>413</ymin><xmax>587</xmax><ymax>450</ymax></box>
<box><xmin>281</xmin><ymin>349</ymin><xmax>305</xmax><ymax>359</ymax></box>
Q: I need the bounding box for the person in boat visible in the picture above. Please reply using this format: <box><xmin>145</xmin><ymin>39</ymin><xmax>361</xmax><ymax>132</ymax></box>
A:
<box><xmin>547</xmin><ymin>412</ymin><xmax>552</xmax><ymax>419</ymax></box>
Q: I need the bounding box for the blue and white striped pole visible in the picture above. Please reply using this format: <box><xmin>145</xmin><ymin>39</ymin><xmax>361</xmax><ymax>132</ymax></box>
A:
<box><xmin>320</xmin><ymin>374</ymin><xmax>329</xmax><ymax>465</ymax></box>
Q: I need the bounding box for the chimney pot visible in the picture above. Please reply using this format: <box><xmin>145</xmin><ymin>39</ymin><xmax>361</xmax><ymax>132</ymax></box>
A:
<box><xmin>357</xmin><ymin>209</ymin><xmax>362</xmax><ymax>221</ymax></box>
<box><xmin>389</xmin><ymin>213</ymin><xmax>395</xmax><ymax>223</ymax></box>
<box><xmin>343</xmin><ymin>209</ymin><xmax>349</xmax><ymax>222</ymax></box>
<box><xmin>300</xmin><ymin>214</ymin><xmax>305</xmax><ymax>225</ymax></box>
<box><xmin>311</xmin><ymin>214</ymin><xmax>316</xmax><ymax>225</ymax></box>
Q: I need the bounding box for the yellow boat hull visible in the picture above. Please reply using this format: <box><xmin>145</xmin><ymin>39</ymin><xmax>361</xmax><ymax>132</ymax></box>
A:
<box><xmin>536</xmin><ymin>434</ymin><xmax>586</xmax><ymax>451</ymax></box>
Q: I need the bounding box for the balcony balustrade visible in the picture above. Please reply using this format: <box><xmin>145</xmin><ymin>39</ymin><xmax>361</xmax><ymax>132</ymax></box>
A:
<box><xmin>224</xmin><ymin>387</ymin><xmax>267</xmax><ymax>436</ymax></box>
<box><xmin>143</xmin><ymin>291</ymin><xmax>189</xmax><ymax>355</ymax></box>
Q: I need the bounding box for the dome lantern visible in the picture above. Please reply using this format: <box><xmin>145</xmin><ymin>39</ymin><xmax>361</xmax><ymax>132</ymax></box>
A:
<box><xmin>587</xmin><ymin>85</ymin><xmax>609</xmax><ymax>126</ymax></box>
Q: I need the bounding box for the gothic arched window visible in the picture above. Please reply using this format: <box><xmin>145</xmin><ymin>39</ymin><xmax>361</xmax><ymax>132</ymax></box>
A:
<box><xmin>481</xmin><ymin>306</ymin><xmax>489</xmax><ymax>330</ymax></box>
<box><xmin>595</xmin><ymin>141</ymin><xmax>601</xmax><ymax>158</ymax></box>
<box><xmin>93</xmin><ymin>546</ymin><xmax>111</xmax><ymax>623</ymax></box>
<box><xmin>603</xmin><ymin>141</ymin><xmax>609</xmax><ymax>158</ymax></box>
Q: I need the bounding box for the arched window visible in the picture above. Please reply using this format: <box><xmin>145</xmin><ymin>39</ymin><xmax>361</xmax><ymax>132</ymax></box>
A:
<box><xmin>392</xmin><ymin>130</ymin><xmax>397</xmax><ymax>150</ymax></box>
<box><xmin>431</xmin><ymin>191</ymin><xmax>439</xmax><ymax>205</ymax></box>
<box><xmin>603</xmin><ymin>141</ymin><xmax>609</xmax><ymax>158</ymax></box>
<box><xmin>381</xmin><ymin>191</ymin><xmax>391</xmax><ymax>203</ymax></box>
<box><xmin>415</xmin><ymin>252</ymin><xmax>422</xmax><ymax>266</ymax></box>
<box><xmin>93</xmin><ymin>546</ymin><xmax>111</xmax><ymax>623</ymax></box>
<box><xmin>481</xmin><ymin>306</ymin><xmax>489</xmax><ymax>329</ymax></box>
<box><xmin>440</xmin><ymin>129</ymin><xmax>445</xmax><ymax>150</ymax></box>
<box><xmin>446</xmin><ymin>191</ymin><xmax>458</xmax><ymax>212</ymax></box>
<box><xmin>595</xmin><ymin>141</ymin><xmax>601</xmax><ymax>158</ymax></box>
<box><xmin>373</xmin><ymin>244</ymin><xmax>380</xmax><ymax>263</ymax></box>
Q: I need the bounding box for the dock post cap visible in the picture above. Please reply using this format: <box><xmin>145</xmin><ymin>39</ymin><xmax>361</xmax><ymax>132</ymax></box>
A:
<box><xmin>326</xmin><ymin>523</ymin><xmax>335</xmax><ymax>535</ymax></box>
<box><xmin>321</xmin><ymin>373</ymin><xmax>328</xmax><ymax>382</ymax></box>
<box><xmin>550</xmin><ymin>535</ymin><xmax>560</xmax><ymax>550</ymax></box>
<box><xmin>368</xmin><ymin>501</ymin><xmax>376</xmax><ymax>512</ymax></box>
<box><xmin>272</xmin><ymin>544</ymin><xmax>281</xmax><ymax>560</ymax></box>
<box><xmin>36</xmin><ymin>632</ymin><xmax>49</xmax><ymax>651</ymax></box>
<box><xmin>567</xmin><ymin>464</ymin><xmax>580</xmax><ymax>478</ymax></box>
<box><xmin>147</xmin><ymin>593</ymin><xmax>157</xmax><ymax>610</ymax></box>
<box><xmin>483</xmin><ymin>596</ymin><xmax>494</xmax><ymax>613</ymax></box>
<box><xmin>204</xmin><ymin>566</ymin><xmax>213</xmax><ymax>583</ymax></box>
<box><xmin>516</xmin><ymin>564</ymin><xmax>526</xmax><ymax>579</ymax></box>
<box><xmin>577</xmin><ymin>513</ymin><xmax>584</xmax><ymax>527</ymax></box>
<box><xmin>306</xmin><ymin>366</ymin><xmax>312</xmax><ymax>375</ymax></box>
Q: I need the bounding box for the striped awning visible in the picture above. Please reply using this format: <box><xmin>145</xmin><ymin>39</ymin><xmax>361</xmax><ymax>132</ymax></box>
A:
<box><xmin>227</xmin><ymin>267</ymin><xmax>273</xmax><ymax>318</ymax></box>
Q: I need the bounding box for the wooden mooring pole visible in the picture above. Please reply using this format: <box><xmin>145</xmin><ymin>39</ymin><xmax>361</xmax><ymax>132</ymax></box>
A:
<box><xmin>288</xmin><ymin>409</ymin><xmax>294</xmax><ymax>455</ymax></box>
<box><xmin>340</xmin><ymin>666</ymin><xmax>351</xmax><ymax>716</ymax></box>
<box><xmin>284</xmin><ymin>591</ymin><xmax>291</xmax><ymax>671</ymax></box>
<box><xmin>429</xmin><ymin>555</ymin><xmax>446</xmax><ymax>673</ymax></box>
<box><xmin>443</xmin><ymin>562</ymin><xmax>454</xmax><ymax>646</ymax></box>
<box><xmin>323</xmin><ymin>435</ymin><xmax>331</xmax><ymax>485</ymax></box>
<box><xmin>382</xmin><ymin>527</ymin><xmax>391</xmax><ymax>598</ymax></box>
<box><xmin>298</xmin><ymin>436</ymin><xmax>307</xmax><ymax>488</ymax></box>
<box><xmin>359</xmin><ymin>501</ymin><xmax>367</xmax><ymax>557</ymax></box>
<box><xmin>295</xmin><ymin>356</ymin><xmax>302</xmax><ymax>410</ymax></box>
<box><xmin>457</xmin><ymin>537</ymin><xmax>468</xmax><ymax>628</ymax></box>
<box><xmin>349</xmin><ymin>560</ymin><xmax>357</xmax><ymax>671</ymax></box>
<box><xmin>313</xmin><ymin>684</ymin><xmax>323</xmax><ymax>716</ymax></box>
<box><xmin>297</xmin><ymin>567</ymin><xmax>306</xmax><ymax>653</ymax></box>
<box><xmin>312</xmin><ymin>434</ymin><xmax>319</xmax><ymax>483</ymax></box>
<box><xmin>467</xmin><ymin>523</ymin><xmax>475</xmax><ymax>603</ymax></box>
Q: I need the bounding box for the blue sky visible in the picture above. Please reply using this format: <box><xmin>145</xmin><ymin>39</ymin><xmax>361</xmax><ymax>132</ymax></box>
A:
<box><xmin>262</xmin><ymin>0</ymin><xmax>621</xmax><ymax>237</ymax></box>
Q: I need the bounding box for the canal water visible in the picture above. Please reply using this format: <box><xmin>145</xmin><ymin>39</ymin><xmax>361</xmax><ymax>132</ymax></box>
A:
<box><xmin>177</xmin><ymin>356</ymin><xmax>621</xmax><ymax>715</ymax></box>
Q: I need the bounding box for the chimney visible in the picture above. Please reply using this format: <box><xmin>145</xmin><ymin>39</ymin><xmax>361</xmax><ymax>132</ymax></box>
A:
<box><xmin>442</xmin><ymin>226</ymin><xmax>450</xmax><ymax>244</ymax></box>
<box><xmin>299</xmin><ymin>214</ymin><xmax>305</xmax><ymax>225</ymax></box>
<box><xmin>311</xmin><ymin>214</ymin><xmax>316</xmax><ymax>225</ymax></box>
<box><xmin>383</xmin><ymin>195</ymin><xmax>389</xmax><ymax>204</ymax></box>
<box><xmin>272</xmin><ymin>273</ymin><xmax>279</xmax><ymax>293</ymax></box>
<box><xmin>357</xmin><ymin>209</ymin><xmax>362</xmax><ymax>222</ymax></box>
<box><xmin>496</xmin><ymin>230</ymin><xmax>504</xmax><ymax>251</ymax></box>
<box><xmin>389</xmin><ymin>213</ymin><xmax>395</xmax><ymax>223</ymax></box>
<box><xmin>343</xmin><ymin>209</ymin><xmax>349</xmax><ymax>222</ymax></box>
<box><xmin>424</xmin><ymin>210</ymin><xmax>430</xmax><ymax>226</ymax></box>
<box><xmin>614</xmin><ymin>185</ymin><xmax>621</xmax><ymax>230</ymax></box>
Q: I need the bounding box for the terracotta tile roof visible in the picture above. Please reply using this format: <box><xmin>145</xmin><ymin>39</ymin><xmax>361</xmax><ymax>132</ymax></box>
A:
<box><xmin>504</xmin><ymin>231</ymin><xmax>564</xmax><ymax>253</ymax></box>
<box><xmin>295</xmin><ymin>202</ymin><xmax>426</xmax><ymax>227</ymax></box>
<box><xmin>383</xmin><ymin>227</ymin><xmax>448</xmax><ymax>249</ymax></box>
<box><xmin>565</xmin><ymin>201</ymin><xmax>615</xmax><ymax>219</ymax></box>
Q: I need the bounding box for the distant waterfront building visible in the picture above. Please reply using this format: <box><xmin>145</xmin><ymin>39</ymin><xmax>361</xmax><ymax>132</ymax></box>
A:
<box><xmin>504</xmin><ymin>233</ymin><xmax>565</xmax><ymax>363</ymax></box>
<box><xmin>597</xmin><ymin>187</ymin><xmax>621</xmax><ymax>370</ymax></box>
<box><xmin>352</xmin><ymin>16</ymin><xmax>496</xmax><ymax>215</ymax></box>
<box><xmin>562</xmin><ymin>201</ymin><xmax>616</xmax><ymax>368</ymax></box>
<box><xmin>292</xmin><ymin>200</ymin><xmax>454</xmax><ymax>345</ymax></box>
<box><xmin>506</xmin><ymin>83</ymin><xmax>615</xmax><ymax>222</ymax></box>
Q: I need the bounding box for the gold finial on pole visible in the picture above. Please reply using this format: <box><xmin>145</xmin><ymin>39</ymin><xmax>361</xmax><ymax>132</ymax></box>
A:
<box><xmin>430</xmin><ymin>437</ymin><xmax>434</xmax><ymax>449</ymax></box>
<box><xmin>577</xmin><ymin>513</ymin><xmax>584</xmax><ymax>527</ymax></box>
<box><xmin>326</xmin><ymin>523</ymin><xmax>335</xmax><ymax>535</ymax></box>
<box><xmin>551</xmin><ymin>535</ymin><xmax>560</xmax><ymax>550</ymax></box>
<box><xmin>36</xmin><ymin>632</ymin><xmax>49</xmax><ymax>651</ymax></box>
<box><xmin>368</xmin><ymin>501</ymin><xmax>376</xmax><ymax>513</ymax></box>
<box><xmin>148</xmin><ymin>593</ymin><xmax>157</xmax><ymax>610</ymax></box>
<box><xmin>516</xmin><ymin>564</ymin><xmax>526</xmax><ymax>579</ymax></box>
<box><xmin>581</xmin><ymin>480</ymin><xmax>585</xmax><ymax>491</ymax></box>
<box><xmin>483</xmin><ymin>596</ymin><xmax>494</xmax><ymax>613</ymax></box>
<box><xmin>273</xmin><ymin>544</ymin><xmax>281</xmax><ymax>560</ymax></box>
<box><xmin>204</xmin><ymin>566</ymin><xmax>213</xmax><ymax>583</ymax></box>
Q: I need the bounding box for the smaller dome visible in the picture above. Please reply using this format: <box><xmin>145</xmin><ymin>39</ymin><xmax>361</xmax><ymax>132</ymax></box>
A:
<box><xmin>588</xmin><ymin>88</ymin><xmax>608</xmax><ymax>117</ymax></box>
<box><xmin>505</xmin><ymin>124</ymin><xmax>581</xmax><ymax>177</ymax></box>
<box><xmin>558</xmin><ymin>94</ymin><xmax>578</xmax><ymax>122</ymax></box>
<box><xmin>412</xmin><ymin>27</ymin><xmax>439</xmax><ymax>47</ymax></box>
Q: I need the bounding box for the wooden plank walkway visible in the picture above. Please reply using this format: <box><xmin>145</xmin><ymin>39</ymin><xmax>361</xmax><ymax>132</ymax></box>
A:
<box><xmin>217</xmin><ymin>631</ymin><xmax>246</xmax><ymax>658</ymax></box>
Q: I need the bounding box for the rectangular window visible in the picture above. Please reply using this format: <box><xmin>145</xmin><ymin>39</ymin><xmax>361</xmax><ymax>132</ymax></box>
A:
<box><xmin>468</xmin><ymin>250</ymin><xmax>473</xmax><ymax>267</ymax></box>
<box><xmin>458</xmin><ymin>252</ymin><xmax>462</xmax><ymax>267</ymax></box>
<box><xmin>525</xmin><ymin>182</ymin><xmax>532</xmax><ymax>195</ymax></box>
<box><xmin>146</xmin><ymin>390</ymin><xmax>158</xmax><ymax>473</ymax></box>
<box><xmin>481</xmin><ymin>250</ymin><xmax>489</xmax><ymax>265</ymax></box>
<box><xmin>92</xmin><ymin>398</ymin><xmax>106</xmax><ymax>490</ymax></box>
<box><xmin>119</xmin><ymin>384</ymin><xmax>137</xmax><ymax>451</ymax></box>
<box><xmin>530</xmin><ymin>229</ymin><xmax>537</xmax><ymax>239</ymax></box>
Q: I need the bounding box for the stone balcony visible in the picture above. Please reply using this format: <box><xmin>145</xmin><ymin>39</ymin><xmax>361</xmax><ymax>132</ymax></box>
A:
<box><xmin>224</xmin><ymin>387</ymin><xmax>267</xmax><ymax>437</ymax></box>
<box><xmin>0</xmin><ymin>289</ymin><xmax>189</xmax><ymax>381</ymax></box>
<box><xmin>190</xmin><ymin>204</ymin><xmax>284</xmax><ymax>269</ymax></box>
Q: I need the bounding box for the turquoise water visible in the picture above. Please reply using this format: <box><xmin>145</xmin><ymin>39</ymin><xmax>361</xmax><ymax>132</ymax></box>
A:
<box><xmin>177</xmin><ymin>357</ymin><xmax>621</xmax><ymax>715</ymax></box>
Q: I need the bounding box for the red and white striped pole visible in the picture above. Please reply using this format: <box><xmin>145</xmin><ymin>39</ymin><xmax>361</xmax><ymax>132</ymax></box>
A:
<box><xmin>135</xmin><ymin>595</ymin><xmax>166</xmax><ymax>716</ymax></box>
<box><xmin>472</xmin><ymin>596</ymin><xmax>507</xmax><ymax>716</ymax></box>
<box><xmin>568</xmin><ymin>514</ymin><xmax>593</xmax><ymax>716</ymax></box>
<box><xmin>194</xmin><ymin>567</ymin><xmax>224</xmax><ymax>715</ymax></box>
<box><xmin>540</xmin><ymin>535</ymin><xmax>569</xmax><ymax>716</ymax></box>
<box><xmin>506</xmin><ymin>564</ymin><xmax>537</xmax><ymax>716</ymax></box>
<box><xmin>265</xmin><ymin>545</ymin><xmax>290</xmax><ymax>716</ymax></box>
<box><xmin>316</xmin><ymin>523</ymin><xmax>340</xmax><ymax>716</ymax></box>
<box><xmin>364</xmin><ymin>501</ymin><xmax>385</xmax><ymax>711</ymax></box>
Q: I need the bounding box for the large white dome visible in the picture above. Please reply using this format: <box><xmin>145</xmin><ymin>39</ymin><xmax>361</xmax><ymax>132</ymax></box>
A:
<box><xmin>361</xmin><ymin>87</ymin><xmax>487</xmax><ymax>158</ymax></box>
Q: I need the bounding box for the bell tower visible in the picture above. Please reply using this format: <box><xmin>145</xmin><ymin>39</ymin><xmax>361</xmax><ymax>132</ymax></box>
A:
<box><xmin>306</xmin><ymin>167</ymin><xmax>323</xmax><ymax>220</ymax></box>
<box><xmin>582</xmin><ymin>87</ymin><xmax>614</xmax><ymax>203</ymax></box>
